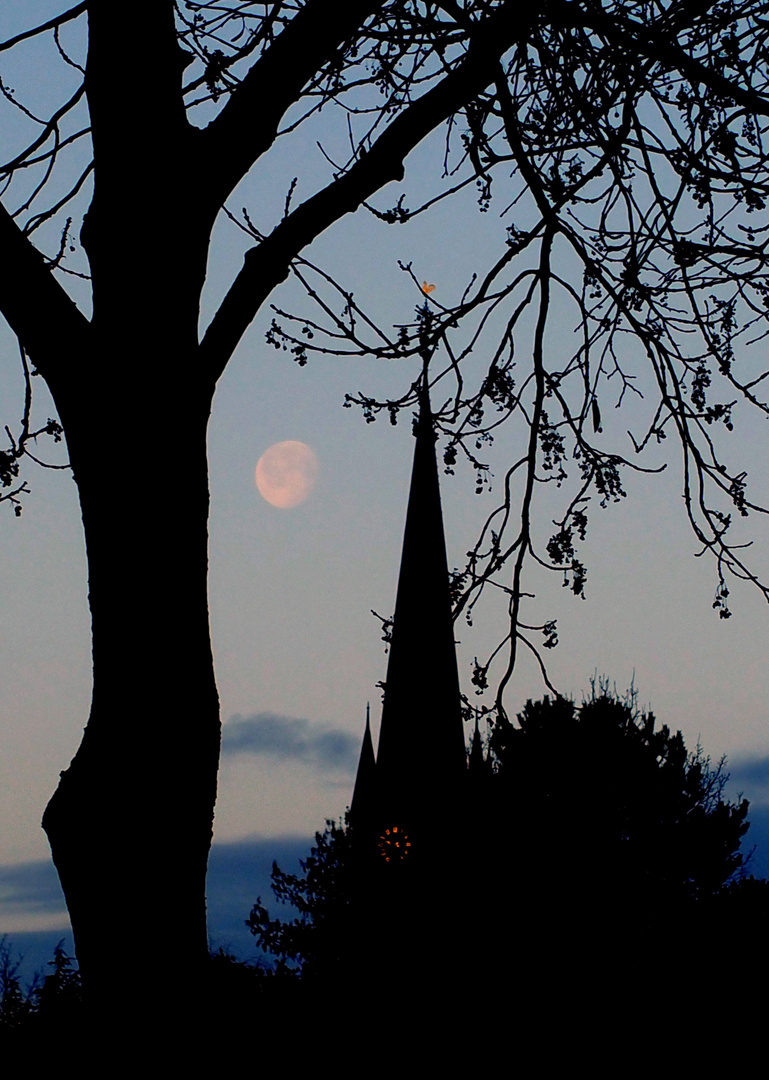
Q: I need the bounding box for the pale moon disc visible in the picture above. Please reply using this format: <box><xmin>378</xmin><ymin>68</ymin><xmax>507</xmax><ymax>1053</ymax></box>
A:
<box><xmin>255</xmin><ymin>440</ymin><xmax>319</xmax><ymax>509</ymax></box>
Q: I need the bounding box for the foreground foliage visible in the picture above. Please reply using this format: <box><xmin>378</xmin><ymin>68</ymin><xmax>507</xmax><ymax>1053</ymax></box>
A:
<box><xmin>0</xmin><ymin>938</ymin><xmax>82</xmax><ymax>1038</ymax></box>
<box><xmin>247</xmin><ymin>817</ymin><xmax>361</xmax><ymax>981</ymax></box>
<box><xmin>0</xmin><ymin>942</ymin><xmax>285</xmax><ymax>1040</ymax></box>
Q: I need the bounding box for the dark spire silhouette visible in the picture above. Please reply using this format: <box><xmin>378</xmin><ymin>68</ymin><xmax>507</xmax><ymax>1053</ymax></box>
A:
<box><xmin>350</xmin><ymin>703</ymin><xmax>377</xmax><ymax>827</ymax></box>
<box><xmin>356</xmin><ymin>383</ymin><xmax>466</xmax><ymax>847</ymax></box>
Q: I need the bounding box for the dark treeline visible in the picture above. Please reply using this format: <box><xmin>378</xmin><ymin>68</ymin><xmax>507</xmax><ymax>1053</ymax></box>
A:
<box><xmin>249</xmin><ymin>686</ymin><xmax>769</xmax><ymax>1005</ymax></box>
<box><xmin>4</xmin><ymin>686</ymin><xmax>767</xmax><ymax>1040</ymax></box>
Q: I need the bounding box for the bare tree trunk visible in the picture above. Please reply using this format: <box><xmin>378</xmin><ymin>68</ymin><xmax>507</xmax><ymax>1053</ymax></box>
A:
<box><xmin>40</xmin><ymin>7</ymin><xmax>224</xmax><ymax>1025</ymax></box>
<box><xmin>42</xmin><ymin>355</ymin><xmax>220</xmax><ymax>1032</ymax></box>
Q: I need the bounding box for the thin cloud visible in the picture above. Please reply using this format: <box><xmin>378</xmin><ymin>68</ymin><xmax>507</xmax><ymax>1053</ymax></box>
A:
<box><xmin>728</xmin><ymin>756</ymin><xmax>769</xmax><ymax>799</ymax></box>
<box><xmin>222</xmin><ymin>712</ymin><xmax>358</xmax><ymax>773</ymax></box>
<box><xmin>0</xmin><ymin>860</ymin><xmax>68</xmax><ymax>916</ymax></box>
<box><xmin>0</xmin><ymin>838</ymin><xmax>316</xmax><ymax>977</ymax></box>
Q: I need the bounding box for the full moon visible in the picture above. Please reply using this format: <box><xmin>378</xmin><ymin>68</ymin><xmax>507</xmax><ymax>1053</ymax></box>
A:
<box><xmin>255</xmin><ymin>440</ymin><xmax>319</xmax><ymax>509</ymax></box>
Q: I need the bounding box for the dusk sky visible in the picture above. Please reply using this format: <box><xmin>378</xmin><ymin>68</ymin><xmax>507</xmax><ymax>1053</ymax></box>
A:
<box><xmin>2</xmin><ymin>4</ymin><xmax>769</xmax><ymax>974</ymax></box>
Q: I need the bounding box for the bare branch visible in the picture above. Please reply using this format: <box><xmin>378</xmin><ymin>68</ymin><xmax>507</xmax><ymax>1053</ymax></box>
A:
<box><xmin>0</xmin><ymin>2</ymin><xmax>87</xmax><ymax>53</ymax></box>
<box><xmin>200</xmin><ymin>2</ymin><xmax>545</xmax><ymax>379</ymax></box>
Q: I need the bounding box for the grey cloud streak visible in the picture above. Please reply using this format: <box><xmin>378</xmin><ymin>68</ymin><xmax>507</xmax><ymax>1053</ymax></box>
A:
<box><xmin>728</xmin><ymin>756</ymin><xmax>769</xmax><ymax>798</ymax></box>
<box><xmin>221</xmin><ymin>711</ymin><xmax>358</xmax><ymax>773</ymax></box>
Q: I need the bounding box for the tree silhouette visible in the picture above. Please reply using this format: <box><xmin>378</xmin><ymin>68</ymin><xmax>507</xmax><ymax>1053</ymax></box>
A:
<box><xmin>247</xmin><ymin>817</ymin><xmax>361</xmax><ymax>981</ymax></box>
<box><xmin>486</xmin><ymin>686</ymin><xmax>752</xmax><ymax>958</ymax></box>
<box><xmin>249</xmin><ymin>686</ymin><xmax>759</xmax><ymax>992</ymax></box>
<box><xmin>1</xmin><ymin>2</ymin><xmax>769</xmax><ymax>1028</ymax></box>
<box><xmin>0</xmin><ymin>937</ymin><xmax>83</xmax><ymax>1041</ymax></box>
<box><xmin>0</xmin><ymin>937</ymin><xmax>38</xmax><ymax>1034</ymax></box>
<box><xmin>247</xmin><ymin>813</ymin><xmax>426</xmax><ymax>996</ymax></box>
<box><xmin>485</xmin><ymin>687</ymin><xmax>769</xmax><ymax>998</ymax></box>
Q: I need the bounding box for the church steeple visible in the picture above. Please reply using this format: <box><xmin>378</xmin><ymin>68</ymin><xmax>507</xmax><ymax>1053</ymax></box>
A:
<box><xmin>350</xmin><ymin>703</ymin><xmax>377</xmax><ymax>826</ymax></box>
<box><xmin>357</xmin><ymin>382</ymin><xmax>466</xmax><ymax>847</ymax></box>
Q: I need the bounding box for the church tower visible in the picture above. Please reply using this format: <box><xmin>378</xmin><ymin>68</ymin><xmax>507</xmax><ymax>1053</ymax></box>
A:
<box><xmin>351</xmin><ymin>384</ymin><xmax>467</xmax><ymax>858</ymax></box>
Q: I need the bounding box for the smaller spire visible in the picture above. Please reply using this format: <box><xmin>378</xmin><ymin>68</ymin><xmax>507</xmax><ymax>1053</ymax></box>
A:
<box><xmin>350</xmin><ymin>703</ymin><xmax>377</xmax><ymax>829</ymax></box>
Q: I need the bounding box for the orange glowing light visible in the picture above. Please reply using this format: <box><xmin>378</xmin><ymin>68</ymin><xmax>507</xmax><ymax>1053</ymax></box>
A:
<box><xmin>378</xmin><ymin>824</ymin><xmax>412</xmax><ymax>862</ymax></box>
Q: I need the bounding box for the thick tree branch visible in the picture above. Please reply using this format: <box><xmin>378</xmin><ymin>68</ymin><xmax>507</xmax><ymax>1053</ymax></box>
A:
<box><xmin>83</xmin><ymin>3</ymin><xmax>207</xmax><ymax>320</ymax></box>
<box><xmin>200</xmin><ymin>2</ymin><xmax>542</xmax><ymax>382</ymax></box>
<box><xmin>197</xmin><ymin>0</ymin><xmax>387</xmax><ymax>210</ymax></box>
<box><xmin>0</xmin><ymin>199</ymin><xmax>91</xmax><ymax>385</ymax></box>
<box><xmin>85</xmin><ymin>3</ymin><xmax>191</xmax><ymax>175</ymax></box>
<box><xmin>0</xmin><ymin>2</ymin><xmax>87</xmax><ymax>53</ymax></box>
